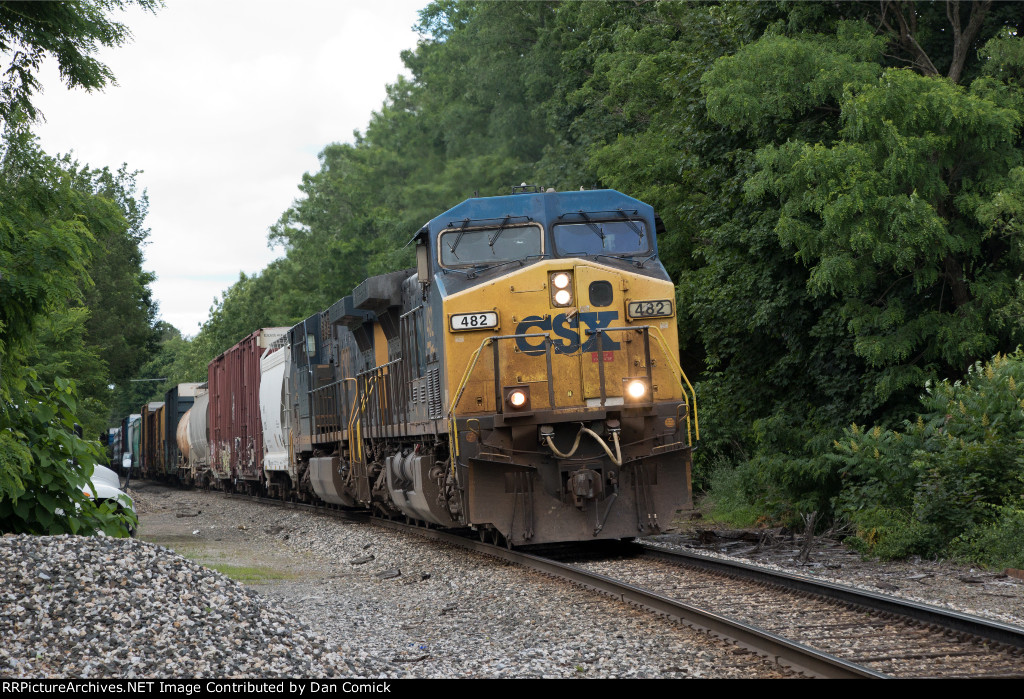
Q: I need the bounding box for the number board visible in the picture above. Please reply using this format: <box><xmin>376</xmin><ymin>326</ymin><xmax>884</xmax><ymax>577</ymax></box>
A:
<box><xmin>449</xmin><ymin>311</ymin><xmax>499</xmax><ymax>332</ymax></box>
<box><xmin>627</xmin><ymin>299</ymin><xmax>673</xmax><ymax>319</ymax></box>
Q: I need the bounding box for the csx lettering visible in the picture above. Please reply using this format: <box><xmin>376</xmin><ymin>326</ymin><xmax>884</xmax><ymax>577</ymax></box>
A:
<box><xmin>515</xmin><ymin>312</ymin><xmax>620</xmax><ymax>355</ymax></box>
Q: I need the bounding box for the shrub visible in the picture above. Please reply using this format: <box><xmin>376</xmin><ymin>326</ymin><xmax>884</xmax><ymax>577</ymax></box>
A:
<box><xmin>0</xmin><ymin>371</ymin><xmax>135</xmax><ymax>537</ymax></box>
<box><xmin>950</xmin><ymin>506</ymin><xmax>1024</xmax><ymax>570</ymax></box>
<box><xmin>833</xmin><ymin>350</ymin><xmax>1024</xmax><ymax>563</ymax></box>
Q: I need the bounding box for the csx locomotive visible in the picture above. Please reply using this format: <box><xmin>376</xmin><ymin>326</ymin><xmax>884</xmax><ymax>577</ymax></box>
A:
<box><xmin>125</xmin><ymin>187</ymin><xmax>699</xmax><ymax>546</ymax></box>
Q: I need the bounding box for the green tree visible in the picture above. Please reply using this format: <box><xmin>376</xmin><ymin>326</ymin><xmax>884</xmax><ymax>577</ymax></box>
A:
<box><xmin>694</xmin><ymin>2</ymin><xmax>1024</xmax><ymax>519</ymax></box>
<box><xmin>0</xmin><ymin>0</ymin><xmax>160</xmax><ymax>535</ymax></box>
<box><xmin>0</xmin><ymin>0</ymin><xmax>161</xmax><ymax>125</ymax></box>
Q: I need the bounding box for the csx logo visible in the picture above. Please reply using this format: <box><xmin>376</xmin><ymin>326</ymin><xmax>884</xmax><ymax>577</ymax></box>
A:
<box><xmin>514</xmin><ymin>312</ymin><xmax>621</xmax><ymax>355</ymax></box>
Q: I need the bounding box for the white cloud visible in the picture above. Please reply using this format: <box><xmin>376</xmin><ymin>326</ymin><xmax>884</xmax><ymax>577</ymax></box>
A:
<box><xmin>31</xmin><ymin>0</ymin><xmax>428</xmax><ymax>337</ymax></box>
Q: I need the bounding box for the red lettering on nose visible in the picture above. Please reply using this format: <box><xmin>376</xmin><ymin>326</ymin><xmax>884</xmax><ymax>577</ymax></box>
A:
<box><xmin>590</xmin><ymin>351</ymin><xmax>614</xmax><ymax>363</ymax></box>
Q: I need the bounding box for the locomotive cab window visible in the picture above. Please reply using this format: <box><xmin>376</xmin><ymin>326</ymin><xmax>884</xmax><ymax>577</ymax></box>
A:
<box><xmin>553</xmin><ymin>220</ymin><xmax>649</xmax><ymax>258</ymax></box>
<box><xmin>439</xmin><ymin>223</ymin><xmax>543</xmax><ymax>268</ymax></box>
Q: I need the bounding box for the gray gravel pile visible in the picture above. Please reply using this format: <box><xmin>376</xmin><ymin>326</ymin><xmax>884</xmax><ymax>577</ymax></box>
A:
<box><xmin>0</xmin><ymin>534</ymin><xmax>353</xmax><ymax>679</ymax></box>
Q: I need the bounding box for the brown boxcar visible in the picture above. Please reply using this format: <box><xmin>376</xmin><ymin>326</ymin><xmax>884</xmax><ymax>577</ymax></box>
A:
<box><xmin>208</xmin><ymin>327</ymin><xmax>288</xmax><ymax>490</ymax></box>
<box><xmin>140</xmin><ymin>401</ymin><xmax>165</xmax><ymax>479</ymax></box>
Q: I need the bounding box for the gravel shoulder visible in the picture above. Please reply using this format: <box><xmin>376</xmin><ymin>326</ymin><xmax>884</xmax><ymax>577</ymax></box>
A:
<box><xmin>8</xmin><ymin>480</ymin><xmax>1018</xmax><ymax>680</ymax></box>
<box><xmin>650</xmin><ymin>518</ymin><xmax>1024</xmax><ymax>629</ymax></box>
<box><xmin>129</xmin><ymin>480</ymin><xmax>794</xmax><ymax>678</ymax></box>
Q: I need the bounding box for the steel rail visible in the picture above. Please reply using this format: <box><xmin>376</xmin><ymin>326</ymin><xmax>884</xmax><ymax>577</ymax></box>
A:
<box><xmin>221</xmin><ymin>492</ymin><xmax>1023</xmax><ymax>677</ymax></box>
<box><xmin>638</xmin><ymin>543</ymin><xmax>1024</xmax><ymax>651</ymax></box>
<box><xmin>367</xmin><ymin>518</ymin><xmax>886</xmax><ymax>679</ymax></box>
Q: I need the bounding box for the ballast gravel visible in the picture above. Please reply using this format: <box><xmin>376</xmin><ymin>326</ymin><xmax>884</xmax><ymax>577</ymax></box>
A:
<box><xmin>5</xmin><ymin>481</ymin><xmax>1021</xmax><ymax>679</ymax></box>
<box><xmin>0</xmin><ymin>534</ymin><xmax>350</xmax><ymax>679</ymax></box>
<box><xmin>1</xmin><ymin>484</ymin><xmax>792</xmax><ymax>680</ymax></box>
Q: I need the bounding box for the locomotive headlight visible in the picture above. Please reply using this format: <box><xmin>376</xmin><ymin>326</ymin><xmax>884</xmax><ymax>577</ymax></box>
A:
<box><xmin>550</xmin><ymin>271</ymin><xmax>573</xmax><ymax>307</ymax></box>
<box><xmin>503</xmin><ymin>385</ymin><xmax>531</xmax><ymax>412</ymax></box>
<box><xmin>624</xmin><ymin>379</ymin><xmax>648</xmax><ymax>401</ymax></box>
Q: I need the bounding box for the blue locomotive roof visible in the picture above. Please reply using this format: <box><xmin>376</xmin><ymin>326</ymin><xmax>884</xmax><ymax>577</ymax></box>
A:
<box><xmin>416</xmin><ymin>188</ymin><xmax>668</xmax><ymax>297</ymax></box>
<box><xmin>427</xmin><ymin>188</ymin><xmax>655</xmax><ymax>235</ymax></box>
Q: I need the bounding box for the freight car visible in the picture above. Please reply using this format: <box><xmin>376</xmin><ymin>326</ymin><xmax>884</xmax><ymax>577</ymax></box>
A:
<box><xmin>207</xmin><ymin>328</ymin><xmax>289</xmax><ymax>492</ymax></box>
<box><xmin>140</xmin><ymin>401</ymin><xmax>164</xmax><ymax>479</ymax></box>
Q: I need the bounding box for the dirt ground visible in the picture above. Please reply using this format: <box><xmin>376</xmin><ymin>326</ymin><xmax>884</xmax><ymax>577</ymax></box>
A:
<box><xmin>127</xmin><ymin>479</ymin><xmax>1024</xmax><ymax>628</ymax></box>
<box><xmin>128</xmin><ymin>480</ymin><xmax>320</xmax><ymax>583</ymax></box>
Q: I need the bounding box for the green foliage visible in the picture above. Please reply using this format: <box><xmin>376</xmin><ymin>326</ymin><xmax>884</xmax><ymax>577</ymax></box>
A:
<box><xmin>835</xmin><ymin>351</ymin><xmax>1024</xmax><ymax>562</ymax></box>
<box><xmin>840</xmin><ymin>507</ymin><xmax>932</xmax><ymax>561</ymax></box>
<box><xmin>1</xmin><ymin>126</ymin><xmax>158</xmax><ymax>437</ymax></box>
<box><xmin>950</xmin><ymin>506</ymin><xmax>1024</xmax><ymax>570</ymax></box>
<box><xmin>686</xmin><ymin>4</ymin><xmax>1024</xmax><ymax>539</ymax></box>
<box><xmin>0</xmin><ymin>0</ymin><xmax>157</xmax><ymax>535</ymax></box>
<box><xmin>0</xmin><ymin>0</ymin><xmax>161</xmax><ymax>125</ymax></box>
<box><xmin>0</xmin><ymin>371</ymin><xmax>135</xmax><ymax>536</ymax></box>
<box><xmin>0</xmin><ymin>127</ymin><xmax>93</xmax><ymax>358</ymax></box>
<box><xmin>705</xmin><ymin>455</ymin><xmax>784</xmax><ymax>528</ymax></box>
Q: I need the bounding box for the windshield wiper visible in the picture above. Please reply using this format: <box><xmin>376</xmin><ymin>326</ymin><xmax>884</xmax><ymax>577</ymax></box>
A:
<box><xmin>611</xmin><ymin>208</ymin><xmax>645</xmax><ymax>242</ymax></box>
<box><xmin>487</xmin><ymin>215</ymin><xmax>512</xmax><ymax>248</ymax></box>
<box><xmin>466</xmin><ymin>258</ymin><xmax>526</xmax><ymax>279</ymax></box>
<box><xmin>446</xmin><ymin>219</ymin><xmax>472</xmax><ymax>259</ymax></box>
<box><xmin>576</xmin><ymin>210</ymin><xmax>606</xmax><ymax>247</ymax></box>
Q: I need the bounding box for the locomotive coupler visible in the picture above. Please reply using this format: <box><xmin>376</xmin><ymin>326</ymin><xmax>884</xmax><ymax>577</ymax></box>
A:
<box><xmin>567</xmin><ymin>468</ymin><xmax>603</xmax><ymax>509</ymax></box>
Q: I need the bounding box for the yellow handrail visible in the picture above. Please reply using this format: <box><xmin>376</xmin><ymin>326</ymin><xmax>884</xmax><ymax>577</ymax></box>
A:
<box><xmin>347</xmin><ymin>374</ymin><xmax>379</xmax><ymax>469</ymax></box>
<box><xmin>444</xmin><ymin>327</ymin><xmax>699</xmax><ymax>463</ymax></box>
<box><xmin>446</xmin><ymin>337</ymin><xmax>494</xmax><ymax>465</ymax></box>
<box><xmin>647</xmin><ymin>326</ymin><xmax>700</xmax><ymax>443</ymax></box>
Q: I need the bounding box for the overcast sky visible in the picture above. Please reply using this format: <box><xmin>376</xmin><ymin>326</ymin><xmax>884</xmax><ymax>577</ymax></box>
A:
<box><xmin>32</xmin><ymin>0</ymin><xmax>429</xmax><ymax>336</ymax></box>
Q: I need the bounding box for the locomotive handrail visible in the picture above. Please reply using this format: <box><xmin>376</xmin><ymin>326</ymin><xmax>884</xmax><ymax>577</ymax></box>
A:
<box><xmin>447</xmin><ymin>327</ymin><xmax>699</xmax><ymax>462</ymax></box>
<box><xmin>348</xmin><ymin>374</ymin><xmax>377</xmax><ymax>467</ymax></box>
<box><xmin>347</xmin><ymin>359</ymin><xmax>403</xmax><ymax>468</ymax></box>
<box><xmin>648</xmin><ymin>325</ymin><xmax>700</xmax><ymax>442</ymax></box>
<box><xmin>446</xmin><ymin>332</ymin><xmax>552</xmax><ymax>464</ymax></box>
<box><xmin>584</xmin><ymin>325</ymin><xmax>699</xmax><ymax>443</ymax></box>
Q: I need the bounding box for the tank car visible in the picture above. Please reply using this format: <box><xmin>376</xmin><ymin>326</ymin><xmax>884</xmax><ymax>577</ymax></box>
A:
<box><xmin>270</xmin><ymin>187</ymin><xmax>697</xmax><ymax>545</ymax></box>
<box><xmin>184</xmin><ymin>384</ymin><xmax>211</xmax><ymax>487</ymax></box>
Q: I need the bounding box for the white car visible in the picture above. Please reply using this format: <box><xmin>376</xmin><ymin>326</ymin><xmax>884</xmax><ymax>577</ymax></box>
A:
<box><xmin>83</xmin><ymin>464</ymin><xmax>136</xmax><ymax>533</ymax></box>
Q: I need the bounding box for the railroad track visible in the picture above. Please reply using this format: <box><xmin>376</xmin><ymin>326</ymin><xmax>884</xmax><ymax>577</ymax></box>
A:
<box><xmin>224</xmin><ymin>492</ymin><xmax>1024</xmax><ymax>678</ymax></box>
<box><xmin>554</xmin><ymin>542</ymin><xmax>1024</xmax><ymax>678</ymax></box>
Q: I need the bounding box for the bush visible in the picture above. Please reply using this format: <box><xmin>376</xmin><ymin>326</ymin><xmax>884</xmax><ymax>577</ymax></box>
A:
<box><xmin>833</xmin><ymin>351</ymin><xmax>1024</xmax><ymax>563</ymax></box>
<box><xmin>842</xmin><ymin>506</ymin><xmax>934</xmax><ymax>560</ymax></box>
<box><xmin>950</xmin><ymin>506</ymin><xmax>1024</xmax><ymax>570</ymax></box>
<box><xmin>0</xmin><ymin>371</ymin><xmax>135</xmax><ymax>537</ymax></box>
<box><xmin>705</xmin><ymin>456</ymin><xmax>773</xmax><ymax>527</ymax></box>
